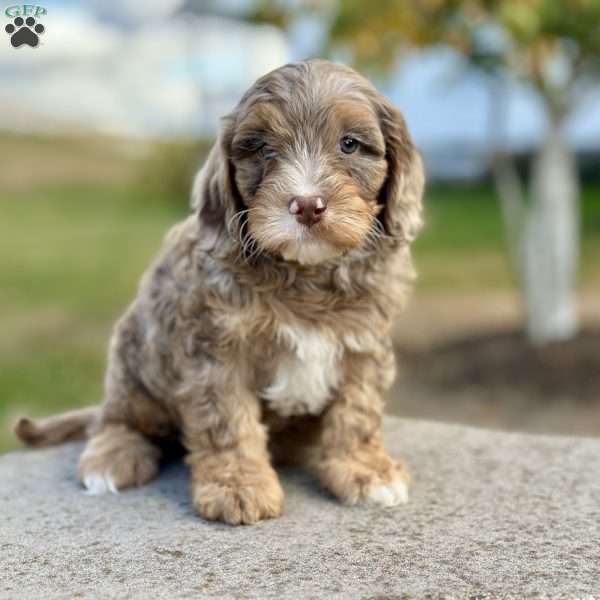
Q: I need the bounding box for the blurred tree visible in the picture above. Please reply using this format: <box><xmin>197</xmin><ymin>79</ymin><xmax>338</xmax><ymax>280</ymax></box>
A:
<box><xmin>254</xmin><ymin>0</ymin><xmax>600</xmax><ymax>345</ymax></box>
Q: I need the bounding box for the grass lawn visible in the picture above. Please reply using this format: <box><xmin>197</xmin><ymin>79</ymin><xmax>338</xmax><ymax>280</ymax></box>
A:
<box><xmin>1</xmin><ymin>138</ymin><xmax>598</xmax><ymax>452</ymax></box>
<box><xmin>0</xmin><ymin>184</ymin><xmax>186</xmax><ymax>452</ymax></box>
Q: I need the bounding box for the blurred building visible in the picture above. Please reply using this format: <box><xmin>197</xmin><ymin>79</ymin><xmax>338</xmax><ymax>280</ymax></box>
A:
<box><xmin>0</xmin><ymin>0</ymin><xmax>288</xmax><ymax>138</ymax></box>
<box><xmin>1</xmin><ymin>0</ymin><xmax>600</xmax><ymax>179</ymax></box>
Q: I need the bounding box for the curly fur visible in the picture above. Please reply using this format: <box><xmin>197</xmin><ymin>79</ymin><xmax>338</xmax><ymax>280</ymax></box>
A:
<box><xmin>14</xmin><ymin>59</ymin><xmax>425</xmax><ymax>525</ymax></box>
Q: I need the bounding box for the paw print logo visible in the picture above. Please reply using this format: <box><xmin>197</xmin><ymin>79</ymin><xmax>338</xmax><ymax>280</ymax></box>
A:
<box><xmin>5</xmin><ymin>16</ymin><xmax>45</xmax><ymax>48</ymax></box>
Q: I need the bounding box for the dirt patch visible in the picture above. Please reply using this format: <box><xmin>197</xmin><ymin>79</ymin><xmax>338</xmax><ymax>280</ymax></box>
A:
<box><xmin>401</xmin><ymin>329</ymin><xmax>600</xmax><ymax>403</ymax></box>
<box><xmin>389</xmin><ymin>328</ymin><xmax>600</xmax><ymax>437</ymax></box>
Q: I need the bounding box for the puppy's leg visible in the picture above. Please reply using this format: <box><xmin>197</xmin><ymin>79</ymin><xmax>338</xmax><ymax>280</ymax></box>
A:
<box><xmin>79</xmin><ymin>423</ymin><xmax>161</xmax><ymax>494</ymax></box>
<box><xmin>180</xmin><ymin>370</ymin><xmax>284</xmax><ymax>525</ymax></box>
<box><xmin>312</xmin><ymin>352</ymin><xmax>410</xmax><ymax>507</ymax></box>
<box><xmin>78</xmin><ymin>331</ymin><xmax>170</xmax><ymax>495</ymax></box>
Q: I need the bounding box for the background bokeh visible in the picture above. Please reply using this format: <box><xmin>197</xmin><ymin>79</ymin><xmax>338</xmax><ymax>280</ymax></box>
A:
<box><xmin>1</xmin><ymin>0</ymin><xmax>599</xmax><ymax>452</ymax></box>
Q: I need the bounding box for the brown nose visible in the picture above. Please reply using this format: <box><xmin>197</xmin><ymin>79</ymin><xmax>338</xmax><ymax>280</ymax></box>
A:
<box><xmin>288</xmin><ymin>195</ymin><xmax>327</xmax><ymax>227</ymax></box>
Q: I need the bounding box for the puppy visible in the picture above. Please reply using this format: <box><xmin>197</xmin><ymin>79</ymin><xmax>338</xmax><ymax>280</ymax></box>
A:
<box><xmin>15</xmin><ymin>59</ymin><xmax>424</xmax><ymax>525</ymax></box>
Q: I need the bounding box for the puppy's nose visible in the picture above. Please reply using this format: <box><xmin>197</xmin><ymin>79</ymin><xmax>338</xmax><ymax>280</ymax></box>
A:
<box><xmin>288</xmin><ymin>195</ymin><xmax>327</xmax><ymax>227</ymax></box>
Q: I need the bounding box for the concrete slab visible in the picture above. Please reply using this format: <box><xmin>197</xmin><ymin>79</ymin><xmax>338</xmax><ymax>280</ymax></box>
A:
<box><xmin>1</xmin><ymin>418</ymin><xmax>599</xmax><ymax>599</ymax></box>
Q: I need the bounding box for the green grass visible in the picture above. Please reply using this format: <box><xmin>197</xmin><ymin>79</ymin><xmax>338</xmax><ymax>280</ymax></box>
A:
<box><xmin>1</xmin><ymin>178</ymin><xmax>598</xmax><ymax>453</ymax></box>
<box><xmin>0</xmin><ymin>186</ymin><xmax>184</xmax><ymax>319</ymax></box>
<box><xmin>416</xmin><ymin>185</ymin><xmax>514</xmax><ymax>290</ymax></box>
<box><xmin>417</xmin><ymin>184</ymin><xmax>600</xmax><ymax>290</ymax></box>
<box><xmin>0</xmin><ymin>184</ymin><xmax>187</xmax><ymax>451</ymax></box>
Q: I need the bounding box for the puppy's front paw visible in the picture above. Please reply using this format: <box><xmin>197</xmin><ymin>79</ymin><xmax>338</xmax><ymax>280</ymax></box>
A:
<box><xmin>317</xmin><ymin>455</ymin><xmax>410</xmax><ymax>507</ymax></box>
<box><xmin>191</xmin><ymin>461</ymin><xmax>284</xmax><ymax>525</ymax></box>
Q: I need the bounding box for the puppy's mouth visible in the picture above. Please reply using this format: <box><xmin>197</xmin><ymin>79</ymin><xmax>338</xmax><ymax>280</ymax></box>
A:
<box><xmin>280</xmin><ymin>230</ymin><xmax>342</xmax><ymax>265</ymax></box>
<box><xmin>247</xmin><ymin>213</ymin><xmax>367</xmax><ymax>266</ymax></box>
<box><xmin>268</xmin><ymin>211</ymin><xmax>344</xmax><ymax>265</ymax></box>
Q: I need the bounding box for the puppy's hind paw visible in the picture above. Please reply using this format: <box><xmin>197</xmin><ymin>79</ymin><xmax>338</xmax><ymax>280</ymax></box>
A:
<box><xmin>83</xmin><ymin>473</ymin><xmax>118</xmax><ymax>496</ymax></box>
<box><xmin>78</xmin><ymin>425</ymin><xmax>161</xmax><ymax>494</ymax></box>
<box><xmin>366</xmin><ymin>479</ymin><xmax>409</xmax><ymax>507</ymax></box>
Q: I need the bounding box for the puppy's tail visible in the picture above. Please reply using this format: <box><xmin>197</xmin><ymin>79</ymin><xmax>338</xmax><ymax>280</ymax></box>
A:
<box><xmin>14</xmin><ymin>406</ymin><xmax>99</xmax><ymax>447</ymax></box>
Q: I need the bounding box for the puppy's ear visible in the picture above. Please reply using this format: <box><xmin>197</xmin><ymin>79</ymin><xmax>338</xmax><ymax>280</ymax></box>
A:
<box><xmin>377</xmin><ymin>99</ymin><xmax>425</xmax><ymax>243</ymax></box>
<box><xmin>190</xmin><ymin>116</ymin><xmax>240</xmax><ymax>228</ymax></box>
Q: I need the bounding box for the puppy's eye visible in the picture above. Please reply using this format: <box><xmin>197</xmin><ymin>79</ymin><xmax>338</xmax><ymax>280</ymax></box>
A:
<box><xmin>340</xmin><ymin>136</ymin><xmax>359</xmax><ymax>154</ymax></box>
<box><xmin>258</xmin><ymin>144</ymin><xmax>277</xmax><ymax>161</ymax></box>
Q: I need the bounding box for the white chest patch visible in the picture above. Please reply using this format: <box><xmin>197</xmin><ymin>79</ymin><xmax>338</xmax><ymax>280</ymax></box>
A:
<box><xmin>261</xmin><ymin>325</ymin><xmax>342</xmax><ymax>417</ymax></box>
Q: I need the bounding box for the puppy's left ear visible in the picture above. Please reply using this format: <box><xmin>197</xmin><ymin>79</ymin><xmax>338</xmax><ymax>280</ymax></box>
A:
<box><xmin>377</xmin><ymin>99</ymin><xmax>425</xmax><ymax>243</ymax></box>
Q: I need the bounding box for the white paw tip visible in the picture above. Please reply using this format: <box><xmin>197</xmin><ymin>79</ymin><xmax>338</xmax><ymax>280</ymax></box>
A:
<box><xmin>366</xmin><ymin>479</ymin><xmax>409</xmax><ymax>507</ymax></box>
<box><xmin>83</xmin><ymin>473</ymin><xmax>119</xmax><ymax>496</ymax></box>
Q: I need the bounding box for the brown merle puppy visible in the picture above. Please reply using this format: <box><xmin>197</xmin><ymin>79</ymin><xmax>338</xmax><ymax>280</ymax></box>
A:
<box><xmin>15</xmin><ymin>59</ymin><xmax>425</xmax><ymax>525</ymax></box>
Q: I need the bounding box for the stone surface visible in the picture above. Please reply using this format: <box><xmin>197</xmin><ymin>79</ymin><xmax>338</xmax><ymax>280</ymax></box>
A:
<box><xmin>1</xmin><ymin>417</ymin><xmax>599</xmax><ymax>600</ymax></box>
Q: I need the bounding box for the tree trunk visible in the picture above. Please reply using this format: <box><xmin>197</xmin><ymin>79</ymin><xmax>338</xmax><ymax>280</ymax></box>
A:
<box><xmin>522</xmin><ymin>116</ymin><xmax>580</xmax><ymax>345</ymax></box>
<box><xmin>487</xmin><ymin>76</ymin><xmax>526</xmax><ymax>277</ymax></box>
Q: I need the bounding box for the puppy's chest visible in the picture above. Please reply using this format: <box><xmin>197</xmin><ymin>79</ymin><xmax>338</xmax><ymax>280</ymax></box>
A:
<box><xmin>259</xmin><ymin>324</ymin><xmax>344</xmax><ymax>418</ymax></box>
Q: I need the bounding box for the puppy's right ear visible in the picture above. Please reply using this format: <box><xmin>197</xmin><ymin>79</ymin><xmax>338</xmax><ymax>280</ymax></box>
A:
<box><xmin>190</xmin><ymin>116</ymin><xmax>239</xmax><ymax>227</ymax></box>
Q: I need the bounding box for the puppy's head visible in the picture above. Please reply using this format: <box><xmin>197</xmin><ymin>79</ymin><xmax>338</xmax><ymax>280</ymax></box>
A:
<box><xmin>193</xmin><ymin>59</ymin><xmax>424</xmax><ymax>265</ymax></box>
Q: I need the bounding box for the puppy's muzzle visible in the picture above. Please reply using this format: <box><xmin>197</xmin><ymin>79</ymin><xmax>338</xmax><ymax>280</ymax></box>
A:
<box><xmin>288</xmin><ymin>195</ymin><xmax>327</xmax><ymax>227</ymax></box>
